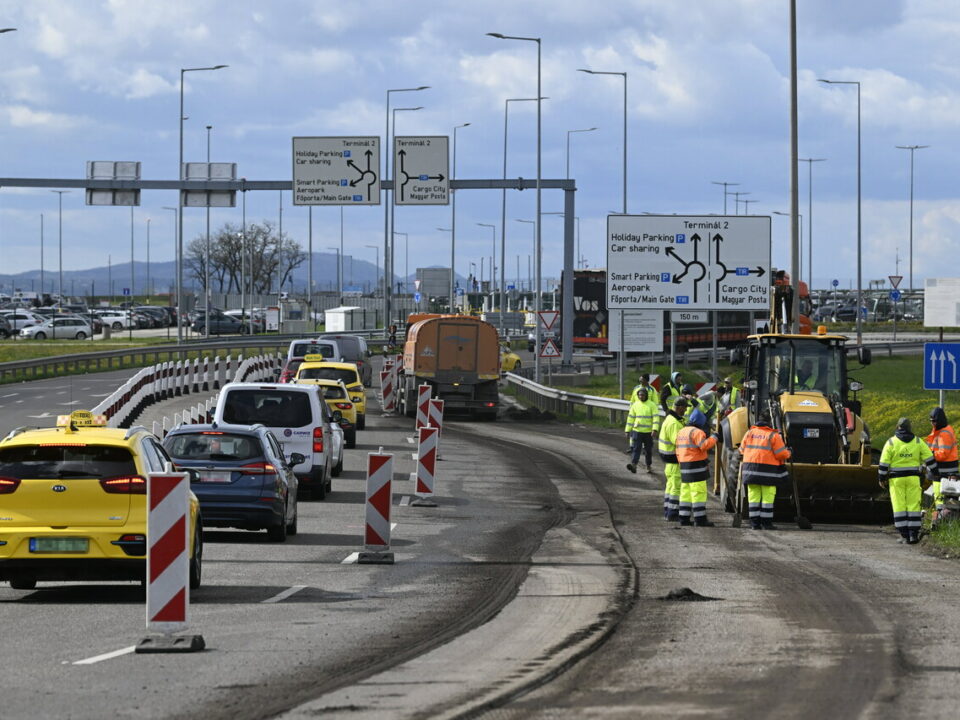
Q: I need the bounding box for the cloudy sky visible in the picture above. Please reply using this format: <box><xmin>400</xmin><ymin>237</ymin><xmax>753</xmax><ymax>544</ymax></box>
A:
<box><xmin>0</xmin><ymin>0</ymin><xmax>955</xmax><ymax>293</ymax></box>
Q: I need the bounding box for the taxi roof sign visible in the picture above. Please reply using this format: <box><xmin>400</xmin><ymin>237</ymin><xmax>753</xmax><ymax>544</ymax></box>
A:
<box><xmin>57</xmin><ymin>410</ymin><xmax>108</xmax><ymax>429</ymax></box>
<box><xmin>303</xmin><ymin>353</ymin><xmax>330</xmax><ymax>362</ymax></box>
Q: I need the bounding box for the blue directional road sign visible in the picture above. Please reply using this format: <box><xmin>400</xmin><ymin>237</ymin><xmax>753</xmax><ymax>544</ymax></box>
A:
<box><xmin>832</xmin><ymin>279</ymin><xmax>839</xmax><ymax>288</ymax></box>
<box><xmin>122</xmin><ymin>287</ymin><xmax>131</xmax><ymax>296</ymax></box>
<box><xmin>456</xmin><ymin>288</ymin><xmax>464</xmax><ymax>297</ymax></box>
<box><xmin>924</xmin><ymin>343</ymin><xmax>960</xmax><ymax>390</ymax></box>
<box><xmin>890</xmin><ymin>290</ymin><xmax>901</xmax><ymax>302</ymax></box>
<box><xmin>413</xmin><ymin>292</ymin><xmax>422</xmax><ymax>303</ymax></box>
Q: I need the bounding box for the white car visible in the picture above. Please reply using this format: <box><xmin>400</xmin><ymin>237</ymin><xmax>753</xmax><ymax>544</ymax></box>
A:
<box><xmin>1</xmin><ymin>309</ymin><xmax>45</xmax><ymax>331</ymax></box>
<box><xmin>20</xmin><ymin>316</ymin><xmax>93</xmax><ymax>340</ymax></box>
<box><xmin>93</xmin><ymin>309</ymin><xmax>136</xmax><ymax>330</ymax></box>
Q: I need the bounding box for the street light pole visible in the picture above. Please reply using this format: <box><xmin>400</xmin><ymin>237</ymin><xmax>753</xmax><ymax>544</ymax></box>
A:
<box><xmin>178</xmin><ymin>64</ymin><xmax>227</xmax><ymax>344</ymax></box>
<box><xmin>365</xmin><ymin>244</ymin><xmax>379</xmax><ymax>301</ymax></box>
<box><xmin>565</xmin><ymin>127</ymin><xmax>597</xmax><ymax>180</ymax></box>
<box><xmin>39</xmin><ymin>214</ymin><xmax>44</xmax><ymax>297</ymax></box>
<box><xmin>895</xmin><ymin>145</ymin><xmax>929</xmax><ymax>292</ymax></box>
<box><xmin>146</xmin><ymin>217</ymin><xmax>151</xmax><ymax>297</ymax></box>
<box><xmin>384</xmin><ymin>86</ymin><xmax>429</xmax><ymax>331</ymax></box>
<box><xmin>204</xmin><ymin>123</ymin><xmax>212</xmax><ymax>338</ymax></box>
<box><xmin>450</xmin><ymin>122</ymin><xmax>471</xmax><ymax>313</ymax></box>
<box><xmin>477</xmin><ymin>222</ymin><xmax>496</xmax><ymax>313</ymax></box>
<box><xmin>819</xmin><ymin>78</ymin><xmax>862</xmax><ymax>344</ymax></box>
<box><xmin>162</xmin><ymin>206</ymin><xmax>177</xmax><ymax>339</ymax></box>
<box><xmin>490</xmin><ymin>32</ymin><xmax>543</xmax><ymax>381</ymax></box>
<box><xmin>711</xmin><ymin>181</ymin><xmax>739</xmax><ymax>214</ymax></box>
<box><xmin>50</xmin><ymin>190</ymin><xmax>69</xmax><ymax>305</ymax></box>
<box><xmin>327</xmin><ymin>246</ymin><xmax>339</xmax><ymax>296</ymax></box>
<box><xmin>799</xmin><ymin>158</ymin><xmax>826</xmax><ymax>293</ymax></box>
<box><xmin>731</xmin><ymin>191</ymin><xmax>750</xmax><ymax>215</ymax></box>
<box><xmin>393</xmin><ymin>231</ymin><xmax>408</xmax><ymax>295</ymax></box>
<box><xmin>500</xmin><ymin>96</ymin><xmax>545</xmax><ymax>337</ymax></box>
<box><xmin>390</xmin><ymin>105</ymin><xmax>422</xmax><ymax>321</ymax></box>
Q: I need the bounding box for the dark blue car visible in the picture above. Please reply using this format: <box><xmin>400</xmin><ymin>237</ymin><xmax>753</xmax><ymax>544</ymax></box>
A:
<box><xmin>163</xmin><ymin>423</ymin><xmax>300</xmax><ymax>542</ymax></box>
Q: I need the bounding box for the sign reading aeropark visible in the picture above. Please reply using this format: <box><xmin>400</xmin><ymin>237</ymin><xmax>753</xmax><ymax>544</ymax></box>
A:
<box><xmin>606</xmin><ymin>214</ymin><xmax>771</xmax><ymax>311</ymax></box>
<box><xmin>394</xmin><ymin>136</ymin><xmax>449</xmax><ymax>205</ymax></box>
<box><xmin>292</xmin><ymin>136</ymin><xmax>380</xmax><ymax>206</ymax></box>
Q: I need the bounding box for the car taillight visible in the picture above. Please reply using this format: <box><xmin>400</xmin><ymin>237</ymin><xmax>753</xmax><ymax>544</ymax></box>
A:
<box><xmin>99</xmin><ymin>475</ymin><xmax>147</xmax><ymax>494</ymax></box>
<box><xmin>241</xmin><ymin>462</ymin><xmax>277</xmax><ymax>476</ymax></box>
<box><xmin>484</xmin><ymin>402</ymin><xmax>496</xmax><ymax>407</ymax></box>
<box><xmin>279</xmin><ymin>371</ymin><xmax>292</xmax><ymax>383</ymax></box>
<box><xmin>334</xmin><ymin>402</ymin><xmax>353</xmax><ymax>410</ymax></box>
<box><xmin>313</xmin><ymin>427</ymin><xmax>324</xmax><ymax>453</ymax></box>
<box><xmin>0</xmin><ymin>476</ymin><xmax>21</xmax><ymax>494</ymax></box>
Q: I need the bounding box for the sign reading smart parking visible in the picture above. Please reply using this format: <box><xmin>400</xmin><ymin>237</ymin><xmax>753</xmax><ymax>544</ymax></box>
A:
<box><xmin>606</xmin><ymin>215</ymin><xmax>770</xmax><ymax>311</ymax></box>
<box><xmin>292</xmin><ymin>136</ymin><xmax>380</xmax><ymax>206</ymax></box>
<box><xmin>924</xmin><ymin>342</ymin><xmax>960</xmax><ymax>390</ymax></box>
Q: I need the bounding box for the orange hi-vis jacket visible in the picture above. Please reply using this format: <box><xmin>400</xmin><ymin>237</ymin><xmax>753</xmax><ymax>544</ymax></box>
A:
<box><xmin>676</xmin><ymin>425</ymin><xmax>718</xmax><ymax>483</ymax></box>
<box><xmin>740</xmin><ymin>425</ymin><xmax>791</xmax><ymax>486</ymax></box>
<box><xmin>926</xmin><ymin>425</ymin><xmax>959</xmax><ymax>475</ymax></box>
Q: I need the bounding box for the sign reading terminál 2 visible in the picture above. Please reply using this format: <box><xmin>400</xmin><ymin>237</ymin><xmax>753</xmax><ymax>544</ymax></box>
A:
<box><xmin>606</xmin><ymin>214</ymin><xmax>771</xmax><ymax>311</ymax></box>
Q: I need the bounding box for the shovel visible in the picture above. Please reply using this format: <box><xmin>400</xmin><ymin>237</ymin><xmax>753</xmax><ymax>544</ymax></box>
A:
<box><xmin>789</xmin><ymin>457</ymin><xmax>813</xmax><ymax>530</ymax></box>
<box><xmin>732</xmin><ymin>462</ymin><xmax>743</xmax><ymax>528</ymax></box>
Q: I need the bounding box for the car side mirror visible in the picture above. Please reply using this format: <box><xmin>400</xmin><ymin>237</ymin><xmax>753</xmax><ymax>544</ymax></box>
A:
<box><xmin>184</xmin><ymin>468</ymin><xmax>202</xmax><ymax>484</ymax></box>
<box><xmin>729</xmin><ymin>348</ymin><xmax>744</xmax><ymax>365</ymax></box>
<box><xmin>857</xmin><ymin>347</ymin><xmax>872</xmax><ymax>366</ymax></box>
<box><xmin>332</xmin><ymin>410</ymin><xmax>343</xmax><ymax>422</ymax></box>
<box><xmin>288</xmin><ymin>452</ymin><xmax>306</xmax><ymax>465</ymax></box>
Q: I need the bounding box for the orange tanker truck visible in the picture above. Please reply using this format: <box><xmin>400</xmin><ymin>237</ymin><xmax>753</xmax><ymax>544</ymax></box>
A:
<box><xmin>399</xmin><ymin>315</ymin><xmax>500</xmax><ymax>420</ymax></box>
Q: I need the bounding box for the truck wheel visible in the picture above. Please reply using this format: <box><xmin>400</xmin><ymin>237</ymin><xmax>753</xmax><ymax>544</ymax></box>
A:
<box><xmin>724</xmin><ymin>449</ymin><xmax>741</xmax><ymax>513</ymax></box>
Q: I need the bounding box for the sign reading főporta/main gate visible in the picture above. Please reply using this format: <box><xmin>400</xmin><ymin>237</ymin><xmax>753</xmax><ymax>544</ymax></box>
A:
<box><xmin>606</xmin><ymin>214</ymin><xmax>771</xmax><ymax>311</ymax></box>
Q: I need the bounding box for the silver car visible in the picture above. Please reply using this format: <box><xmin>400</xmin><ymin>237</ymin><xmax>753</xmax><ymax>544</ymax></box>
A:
<box><xmin>20</xmin><ymin>316</ymin><xmax>93</xmax><ymax>340</ymax></box>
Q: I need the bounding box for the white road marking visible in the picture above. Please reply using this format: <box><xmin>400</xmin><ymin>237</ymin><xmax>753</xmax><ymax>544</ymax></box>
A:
<box><xmin>88</xmin><ymin>393</ymin><xmax>113</xmax><ymax>398</ymax></box>
<box><xmin>73</xmin><ymin>645</ymin><xmax>137</xmax><ymax>665</ymax></box>
<box><xmin>58</xmin><ymin>401</ymin><xmax>81</xmax><ymax>406</ymax></box>
<box><xmin>411</xmin><ymin>453</ymin><xmax>418</xmax><ymax>461</ymax></box>
<box><xmin>400</xmin><ymin>496</ymin><xmax>410</xmax><ymax>506</ymax></box>
<box><xmin>262</xmin><ymin>585</ymin><xmax>307</xmax><ymax>604</ymax></box>
<box><xmin>27</xmin><ymin>412</ymin><xmax>54</xmax><ymax>418</ymax></box>
<box><xmin>0</xmin><ymin>393</ymin><xmax>17</xmax><ymax>399</ymax></box>
<box><xmin>391</xmin><ymin>522</ymin><xmax>397</xmax><ymax>530</ymax></box>
<box><xmin>405</xmin><ymin>436</ymin><xmax>415</xmax><ymax>444</ymax></box>
<box><xmin>341</xmin><ymin>552</ymin><xmax>359</xmax><ymax>564</ymax></box>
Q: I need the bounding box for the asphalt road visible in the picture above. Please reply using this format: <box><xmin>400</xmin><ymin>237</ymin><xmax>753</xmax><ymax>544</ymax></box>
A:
<box><xmin>3</xmin><ymin>354</ymin><xmax>960</xmax><ymax>718</ymax></box>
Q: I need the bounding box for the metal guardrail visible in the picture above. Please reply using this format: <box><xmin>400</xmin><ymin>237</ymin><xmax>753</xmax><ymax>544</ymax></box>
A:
<box><xmin>505</xmin><ymin>372</ymin><xmax>630</xmax><ymax>424</ymax></box>
<box><xmin>0</xmin><ymin>330</ymin><xmax>394</xmax><ymax>384</ymax></box>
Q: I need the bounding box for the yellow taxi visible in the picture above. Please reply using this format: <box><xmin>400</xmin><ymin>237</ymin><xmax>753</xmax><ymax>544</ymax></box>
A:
<box><xmin>0</xmin><ymin>410</ymin><xmax>203</xmax><ymax>590</ymax></box>
<box><xmin>500</xmin><ymin>344</ymin><xmax>522</xmax><ymax>373</ymax></box>
<box><xmin>311</xmin><ymin>379</ymin><xmax>358</xmax><ymax>448</ymax></box>
<box><xmin>295</xmin><ymin>356</ymin><xmax>367</xmax><ymax>429</ymax></box>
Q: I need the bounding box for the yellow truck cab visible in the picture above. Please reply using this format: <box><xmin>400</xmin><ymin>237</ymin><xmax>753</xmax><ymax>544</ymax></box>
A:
<box><xmin>0</xmin><ymin>410</ymin><xmax>202</xmax><ymax>590</ymax></box>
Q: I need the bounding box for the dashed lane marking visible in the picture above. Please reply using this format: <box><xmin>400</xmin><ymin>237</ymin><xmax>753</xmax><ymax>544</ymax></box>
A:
<box><xmin>72</xmin><ymin>645</ymin><xmax>136</xmax><ymax>665</ymax></box>
<box><xmin>400</xmin><ymin>496</ymin><xmax>410</xmax><ymax>506</ymax></box>
<box><xmin>341</xmin><ymin>552</ymin><xmax>359</xmax><ymax>564</ymax></box>
<box><xmin>262</xmin><ymin>585</ymin><xmax>307</xmax><ymax>603</ymax></box>
<box><xmin>406</xmin><ymin>436</ymin><xmax>415</xmax><ymax>444</ymax></box>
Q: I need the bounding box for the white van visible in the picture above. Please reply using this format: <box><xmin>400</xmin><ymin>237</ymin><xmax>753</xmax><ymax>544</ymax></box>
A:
<box><xmin>213</xmin><ymin>382</ymin><xmax>334</xmax><ymax>500</ymax></box>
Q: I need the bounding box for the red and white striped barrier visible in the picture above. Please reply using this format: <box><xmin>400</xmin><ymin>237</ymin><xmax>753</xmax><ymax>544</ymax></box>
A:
<box><xmin>358</xmin><ymin>452</ymin><xmax>394</xmax><ymax>564</ymax></box>
<box><xmin>411</xmin><ymin>426</ymin><xmax>438</xmax><ymax>507</ymax></box>
<box><xmin>380</xmin><ymin>367</ymin><xmax>397</xmax><ymax>414</ymax></box>
<box><xmin>428</xmin><ymin>398</ymin><xmax>444</xmax><ymax>438</ymax></box>
<box><xmin>415</xmin><ymin>384</ymin><xmax>431</xmax><ymax>431</ymax></box>
<box><xmin>136</xmin><ymin>471</ymin><xmax>204</xmax><ymax>653</ymax></box>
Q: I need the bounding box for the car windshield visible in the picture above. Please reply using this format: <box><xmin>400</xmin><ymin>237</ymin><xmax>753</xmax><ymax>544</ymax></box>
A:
<box><xmin>0</xmin><ymin>444</ymin><xmax>137</xmax><ymax>479</ymax></box>
<box><xmin>761</xmin><ymin>338</ymin><xmax>844</xmax><ymax>398</ymax></box>
<box><xmin>298</xmin><ymin>367</ymin><xmax>357</xmax><ymax>384</ymax></box>
<box><xmin>292</xmin><ymin>342</ymin><xmax>334</xmax><ymax>358</ymax></box>
<box><xmin>221</xmin><ymin>389</ymin><xmax>313</xmax><ymax>428</ymax></box>
<box><xmin>321</xmin><ymin>385</ymin><xmax>347</xmax><ymax>399</ymax></box>
<box><xmin>165</xmin><ymin>432</ymin><xmax>261</xmax><ymax>461</ymax></box>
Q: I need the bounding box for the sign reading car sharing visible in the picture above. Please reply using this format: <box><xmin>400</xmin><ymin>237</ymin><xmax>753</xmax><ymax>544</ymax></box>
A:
<box><xmin>606</xmin><ymin>215</ymin><xmax>771</xmax><ymax>311</ymax></box>
<box><xmin>292</xmin><ymin>136</ymin><xmax>381</xmax><ymax>206</ymax></box>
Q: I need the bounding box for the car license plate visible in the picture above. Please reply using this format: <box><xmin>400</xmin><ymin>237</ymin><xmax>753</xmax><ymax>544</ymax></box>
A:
<box><xmin>199</xmin><ymin>471</ymin><xmax>233</xmax><ymax>483</ymax></box>
<box><xmin>29</xmin><ymin>537</ymin><xmax>88</xmax><ymax>553</ymax></box>
<box><xmin>803</xmin><ymin>428</ymin><xmax>820</xmax><ymax>439</ymax></box>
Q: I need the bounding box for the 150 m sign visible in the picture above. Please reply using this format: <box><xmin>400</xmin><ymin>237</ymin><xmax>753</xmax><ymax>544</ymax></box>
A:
<box><xmin>605</xmin><ymin>214</ymin><xmax>771</xmax><ymax>311</ymax></box>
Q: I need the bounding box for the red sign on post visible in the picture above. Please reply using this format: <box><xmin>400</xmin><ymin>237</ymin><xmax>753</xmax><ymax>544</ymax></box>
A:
<box><xmin>537</xmin><ymin>310</ymin><xmax>559</xmax><ymax>331</ymax></box>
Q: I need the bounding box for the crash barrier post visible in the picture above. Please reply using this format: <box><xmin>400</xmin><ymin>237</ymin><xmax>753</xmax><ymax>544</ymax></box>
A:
<box><xmin>415</xmin><ymin>384</ymin><xmax>431</xmax><ymax>431</ymax></box>
<box><xmin>410</xmin><ymin>426</ymin><xmax>438</xmax><ymax>507</ymax></box>
<box><xmin>380</xmin><ymin>369</ymin><xmax>396</xmax><ymax>414</ymax></box>
<box><xmin>358</xmin><ymin>449</ymin><xmax>394</xmax><ymax>564</ymax></box>
<box><xmin>136</xmin><ymin>470</ymin><xmax>204</xmax><ymax>654</ymax></box>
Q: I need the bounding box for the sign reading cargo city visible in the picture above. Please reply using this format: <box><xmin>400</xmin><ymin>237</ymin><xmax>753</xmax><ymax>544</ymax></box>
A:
<box><xmin>394</xmin><ymin>136</ymin><xmax>449</xmax><ymax>205</ymax></box>
<box><xmin>606</xmin><ymin>214</ymin><xmax>771</xmax><ymax>311</ymax></box>
<box><xmin>292</xmin><ymin>136</ymin><xmax>380</xmax><ymax>206</ymax></box>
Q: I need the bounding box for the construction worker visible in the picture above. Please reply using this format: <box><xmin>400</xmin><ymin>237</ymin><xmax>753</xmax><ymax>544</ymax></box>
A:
<box><xmin>659</xmin><ymin>371</ymin><xmax>683</xmax><ymax>414</ymax></box>
<box><xmin>658</xmin><ymin>396</ymin><xmax>689</xmax><ymax>521</ymax></box>
<box><xmin>625</xmin><ymin>387</ymin><xmax>660</xmax><ymax>474</ymax></box>
<box><xmin>926</xmin><ymin>407</ymin><xmax>958</xmax><ymax>518</ymax></box>
<box><xmin>879</xmin><ymin>417</ymin><xmax>938</xmax><ymax>544</ymax></box>
<box><xmin>628</xmin><ymin>372</ymin><xmax>653</xmax><ymax>403</ymax></box>
<box><xmin>796</xmin><ymin>358</ymin><xmax>817</xmax><ymax>390</ymax></box>
<box><xmin>719</xmin><ymin>376</ymin><xmax>741</xmax><ymax>417</ymax></box>
<box><xmin>698</xmin><ymin>390</ymin><xmax>718</xmax><ymax>426</ymax></box>
<box><xmin>676</xmin><ymin>408</ymin><xmax>719</xmax><ymax>526</ymax></box>
<box><xmin>739</xmin><ymin>409</ymin><xmax>791</xmax><ymax>530</ymax></box>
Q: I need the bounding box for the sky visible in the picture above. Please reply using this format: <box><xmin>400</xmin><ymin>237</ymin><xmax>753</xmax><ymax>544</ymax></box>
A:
<box><xmin>0</xmin><ymin>0</ymin><xmax>956</xmax><ymax>295</ymax></box>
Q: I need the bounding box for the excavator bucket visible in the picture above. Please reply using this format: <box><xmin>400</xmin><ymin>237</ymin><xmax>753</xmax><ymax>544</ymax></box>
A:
<box><xmin>776</xmin><ymin>462</ymin><xmax>888</xmax><ymax>523</ymax></box>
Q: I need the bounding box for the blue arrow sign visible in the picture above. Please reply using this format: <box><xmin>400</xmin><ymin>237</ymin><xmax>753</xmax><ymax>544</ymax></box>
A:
<box><xmin>890</xmin><ymin>289</ymin><xmax>901</xmax><ymax>302</ymax></box>
<box><xmin>414</xmin><ymin>292</ymin><xmax>421</xmax><ymax>303</ymax></box>
<box><xmin>924</xmin><ymin>343</ymin><xmax>960</xmax><ymax>390</ymax></box>
<box><xmin>832</xmin><ymin>279</ymin><xmax>839</xmax><ymax>288</ymax></box>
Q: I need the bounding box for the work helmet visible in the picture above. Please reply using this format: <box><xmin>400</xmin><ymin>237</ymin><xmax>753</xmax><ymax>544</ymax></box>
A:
<box><xmin>689</xmin><ymin>408</ymin><xmax>707</xmax><ymax>429</ymax></box>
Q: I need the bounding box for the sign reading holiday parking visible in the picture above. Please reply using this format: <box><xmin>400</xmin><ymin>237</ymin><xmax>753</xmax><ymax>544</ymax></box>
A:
<box><xmin>394</xmin><ymin>136</ymin><xmax>449</xmax><ymax>205</ymax></box>
<box><xmin>292</xmin><ymin>136</ymin><xmax>380</xmax><ymax>206</ymax></box>
<box><xmin>924</xmin><ymin>343</ymin><xmax>960</xmax><ymax>390</ymax></box>
<box><xmin>606</xmin><ymin>215</ymin><xmax>771</xmax><ymax>311</ymax></box>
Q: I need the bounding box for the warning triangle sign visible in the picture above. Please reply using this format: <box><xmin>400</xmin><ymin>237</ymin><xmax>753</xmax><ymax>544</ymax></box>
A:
<box><xmin>539</xmin><ymin>338</ymin><xmax>561</xmax><ymax>358</ymax></box>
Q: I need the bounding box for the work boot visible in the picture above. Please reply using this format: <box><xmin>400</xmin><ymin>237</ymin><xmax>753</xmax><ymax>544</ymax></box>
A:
<box><xmin>694</xmin><ymin>518</ymin><xmax>715</xmax><ymax>527</ymax></box>
<box><xmin>626</xmin><ymin>463</ymin><xmax>637</xmax><ymax>474</ymax></box>
<box><xmin>908</xmin><ymin>530</ymin><xmax>920</xmax><ymax>545</ymax></box>
<box><xmin>679</xmin><ymin>518</ymin><xmax>693</xmax><ymax>526</ymax></box>
<box><xmin>624</xmin><ymin>447</ymin><xmax>633</xmax><ymax>455</ymax></box>
<box><xmin>761</xmin><ymin>520</ymin><xmax>777</xmax><ymax>530</ymax></box>
<box><xmin>645</xmin><ymin>465</ymin><xmax>653</xmax><ymax>474</ymax></box>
